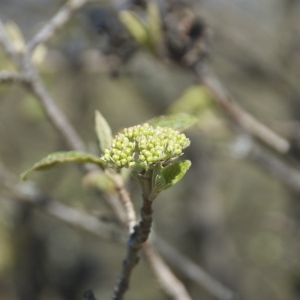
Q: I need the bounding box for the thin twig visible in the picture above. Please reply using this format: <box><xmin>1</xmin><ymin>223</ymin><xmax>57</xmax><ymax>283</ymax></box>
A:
<box><xmin>0</xmin><ymin>3</ymin><xmax>194</xmax><ymax>300</ymax></box>
<box><xmin>246</xmin><ymin>143</ymin><xmax>300</xmax><ymax>194</ymax></box>
<box><xmin>109</xmin><ymin>172</ymin><xmax>137</xmax><ymax>233</ymax></box>
<box><xmin>202</xmin><ymin>75</ymin><xmax>290</xmax><ymax>155</ymax></box>
<box><xmin>201</xmin><ymin>72</ymin><xmax>300</xmax><ymax>194</ymax></box>
<box><xmin>24</xmin><ymin>63</ymin><xmax>87</xmax><ymax>152</ymax></box>
<box><xmin>26</xmin><ymin>0</ymin><xmax>97</xmax><ymax>54</ymax></box>
<box><xmin>143</xmin><ymin>242</ymin><xmax>193</xmax><ymax>300</ymax></box>
<box><xmin>155</xmin><ymin>238</ymin><xmax>239</xmax><ymax>300</ymax></box>
<box><xmin>1</xmin><ymin>163</ymin><xmax>193</xmax><ymax>300</ymax></box>
<box><xmin>108</xmin><ymin>172</ymin><xmax>194</xmax><ymax>300</ymax></box>
<box><xmin>109</xmin><ymin>172</ymin><xmax>194</xmax><ymax>300</ymax></box>
<box><xmin>0</xmin><ymin>164</ymin><xmax>124</xmax><ymax>242</ymax></box>
<box><xmin>112</xmin><ymin>172</ymin><xmax>156</xmax><ymax>300</ymax></box>
<box><xmin>44</xmin><ymin>198</ymin><xmax>123</xmax><ymax>241</ymax></box>
<box><xmin>102</xmin><ymin>190</ymin><xmax>129</xmax><ymax>226</ymax></box>
<box><xmin>0</xmin><ymin>70</ymin><xmax>28</xmax><ymax>83</ymax></box>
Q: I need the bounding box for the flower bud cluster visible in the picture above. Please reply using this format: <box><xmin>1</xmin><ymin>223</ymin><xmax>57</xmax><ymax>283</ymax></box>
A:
<box><xmin>102</xmin><ymin>123</ymin><xmax>190</xmax><ymax>169</ymax></box>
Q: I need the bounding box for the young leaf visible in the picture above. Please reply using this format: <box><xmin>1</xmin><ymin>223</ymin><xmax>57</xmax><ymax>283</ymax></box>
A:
<box><xmin>152</xmin><ymin>163</ymin><xmax>165</xmax><ymax>191</ymax></box>
<box><xmin>5</xmin><ymin>21</ymin><xmax>25</xmax><ymax>53</ymax></box>
<box><xmin>119</xmin><ymin>10</ymin><xmax>148</xmax><ymax>46</ymax></box>
<box><xmin>146</xmin><ymin>1</ymin><xmax>163</xmax><ymax>55</ymax></box>
<box><xmin>168</xmin><ymin>85</ymin><xmax>214</xmax><ymax>116</ymax></box>
<box><xmin>95</xmin><ymin>110</ymin><xmax>113</xmax><ymax>153</ymax></box>
<box><xmin>153</xmin><ymin>160</ymin><xmax>191</xmax><ymax>192</ymax></box>
<box><xmin>147</xmin><ymin>114</ymin><xmax>198</xmax><ymax>132</ymax></box>
<box><xmin>82</xmin><ymin>171</ymin><xmax>116</xmax><ymax>192</ymax></box>
<box><xmin>20</xmin><ymin>151</ymin><xmax>105</xmax><ymax>181</ymax></box>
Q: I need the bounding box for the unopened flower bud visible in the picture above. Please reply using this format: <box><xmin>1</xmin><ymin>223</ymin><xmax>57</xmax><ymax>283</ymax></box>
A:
<box><xmin>101</xmin><ymin>123</ymin><xmax>190</xmax><ymax>169</ymax></box>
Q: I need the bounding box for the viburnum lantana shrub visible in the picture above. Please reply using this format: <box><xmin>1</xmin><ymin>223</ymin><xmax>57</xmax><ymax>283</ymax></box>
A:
<box><xmin>21</xmin><ymin>112</ymin><xmax>196</xmax><ymax>300</ymax></box>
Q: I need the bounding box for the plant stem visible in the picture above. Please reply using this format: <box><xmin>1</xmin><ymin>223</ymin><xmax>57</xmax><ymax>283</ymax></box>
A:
<box><xmin>112</xmin><ymin>171</ymin><xmax>157</xmax><ymax>300</ymax></box>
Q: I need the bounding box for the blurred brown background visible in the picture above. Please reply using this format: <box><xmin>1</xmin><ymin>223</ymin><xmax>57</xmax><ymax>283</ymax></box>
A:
<box><xmin>1</xmin><ymin>0</ymin><xmax>300</xmax><ymax>299</ymax></box>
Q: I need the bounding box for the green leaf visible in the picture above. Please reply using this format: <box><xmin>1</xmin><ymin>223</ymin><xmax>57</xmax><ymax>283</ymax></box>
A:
<box><xmin>153</xmin><ymin>160</ymin><xmax>191</xmax><ymax>192</ymax></box>
<box><xmin>131</xmin><ymin>166</ymin><xmax>143</xmax><ymax>179</ymax></box>
<box><xmin>82</xmin><ymin>171</ymin><xmax>116</xmax><ymax>192</ymax></box>
<box><xmin>147</xmin><ymin>114</ymin><xmax>198</xmax><ymax>132</ymax></box>
<box><xmin>168</xmin><ymin>85</ymin><xmax>214</xmax><ymax>116</ymax></box>
<box><xmin>20</xmin><ymin>151</ymin><xmax>105</xmax><ymax>181</ymax></box>
<box><xmin>146</xmin><ymin>1</ymin><xmax>163</xmax><ymax>55</ymax></box>
<box><xmin>152</xmin><ymin>163</ymin><xmax>165</xmax><ymax>191</ymax></box>
<box><xmin>95</xmin><ymin>110</ymin><xmax>113</xmax><ymax>153</ymax></box>
<box><xmin>119</xmin><ymin>10</ymin><xmax>148</xmax><ymax>46</ymax></box>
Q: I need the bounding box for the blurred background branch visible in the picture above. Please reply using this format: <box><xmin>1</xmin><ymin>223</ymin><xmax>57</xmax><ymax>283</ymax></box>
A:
<box><xmin>1</xmin><ymin>0</ymin><xmax>300</xmax><ymax>299</ymax></box>
<box><xmin>0</xmin><ymin>1</ymin><xmax>196</xmax><ymax>298</ymax></box>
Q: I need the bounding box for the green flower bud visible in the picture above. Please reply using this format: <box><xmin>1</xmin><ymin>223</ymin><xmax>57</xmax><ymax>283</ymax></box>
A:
<box><xmin>167</xmin><ymin>145</ymin><xmax>174</xmax><ymax>152</ymax></box>
<box><xmin>142</xmin><ymin>150</ymin><xmax>152</xmax><ymax>157</ymax></box>
<box><xmin>175</xmin><ymin>149</ymin><xmax>182</xmax><ymax>155</ymax></box>
<box><xmin>101</xmin><ymin>123</ymin><xmax>190</xmax><ymax>169</ymax></box>
<box><xmin>120</xmin><ymin>158</ymin><xmax>127</xmax><ymax>165</ymax></box>
<box><xmin>104</xmin><ymin>154</ymin><xmax>111</xmax><ymax>161</ymax></box>
<box><xmin>112</xmin><ymin>154</ymin><xmax>120</xmax><ymax>161</ymax></box>
<box><xmin>125</xmin><ymin>148</ymin><xmax>132</xmax><ymax>155</ymax></box>
<box><xmin>120</xmin><ymin>152</ymin><xmax>127</xmax><ymax>159</ymax></box>
<box><xmin>146</xmin><ymin>155</ymin><xmax>154</xmax><ymax>163</ymax></box>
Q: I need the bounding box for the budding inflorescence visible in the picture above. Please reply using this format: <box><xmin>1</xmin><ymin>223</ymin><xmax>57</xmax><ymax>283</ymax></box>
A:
<box><xmin>102</xmin><ymin>123</ymin><xmax>190</xmax><ymax>169</ymax></box>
